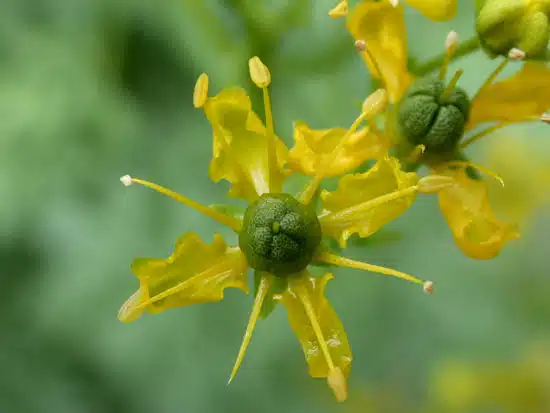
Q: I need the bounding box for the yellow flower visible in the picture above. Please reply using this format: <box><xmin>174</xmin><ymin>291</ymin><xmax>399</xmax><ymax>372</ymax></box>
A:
<box><xmin>344</xmin><ymin>4</ymin><xmax>550</xmax><ymax>258</ymax></box>
<box><xmin>118</xmin><ymin>57</ymin><xmax>439</xmax><ymax>402</ymax></box>
<box><xmin>331</xmin><ymin>0</ymin><xmax>457</xmax><ymax>22</ymax></box>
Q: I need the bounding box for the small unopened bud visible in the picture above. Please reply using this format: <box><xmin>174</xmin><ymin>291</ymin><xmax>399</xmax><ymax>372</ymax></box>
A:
<box><xmin>361</xmin><ymin>88</ymin><xmax>388</xmax><ymax>117</ymax></box>
<box><xmin>193</xmin><ymin>73</ymin><xmax>209</xmax><ymax>108</ymax></box>
<box><xmin>418</xmin><ymin>175</ymin><xmax>455</xmax><ymax>193</ymax></box>
<box><xmin>327</xmin><ymin>367</ymin><xmax>348</xmax><ymax>403</ymax></box>
<box><xmin>328</xmin><ymin>0</ymin><xmax>348</xmax><ymax>18</ymax></box>
<box><xmin>445</xmin><ymin>31</ymin><xmax>459</xmax><ymax>52</ymax></box>
<box><xmin>120</xmin><ymin>175</ymin><xmax>133</xmax><ymax>187</ymax></box>
<box><xmin>354</xmin><ymin>39</ymin><xmax>367</xmax><ymax>52</ymax></box>
<box><xmin>423</xmin><ymin>281</ymin><xmax>434</xmax><ymax>294</ymax></box>
<box><xmin>541</xmin><ymin>113</ymin><xmax>550</xmax><ymax>124</ymax></box>
<box><xmin>508</xmin><ymin>48</ymin><xmax>526</xmax><ymax>61</ymax></box>
<box><xmin>248</xmin><ymin>56</ymin><xmax>271</xmax><ymax>88</ymax></box>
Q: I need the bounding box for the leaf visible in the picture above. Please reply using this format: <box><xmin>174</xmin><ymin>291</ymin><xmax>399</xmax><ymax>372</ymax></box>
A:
<box><xmin>319</xmin><ymin>157</ymin><xmax>419</xmax><ymax>247</ymax></box>
<box><xmin>118</xmin><ymin>233</ymin><xmax>248</xmax><ymax>322</ymax></box>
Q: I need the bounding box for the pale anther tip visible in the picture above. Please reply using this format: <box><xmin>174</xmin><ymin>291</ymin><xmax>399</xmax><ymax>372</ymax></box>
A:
<box><xmin>327</xmin><ymin>367</ymin><xmax>348</xmax><ymax>403</ymax></box>
<box><xmin>355</xmin><ymin>39</ymin><xmax>367</xmax><ymax>52</ymax></box>
<box><xmin>508</xmin><ymin>48</ymin><xmax>525</xmax><ymax>61</ymax></box>
<box><xmin>423</xmin><ymin>281</ymin><xmax>434</xmax><ymax>295</ymax></box>
<box><xmin>445</xmin><ymin>31</ymin><xmax>459</xmax><ymax>51</ymax></box>
<box><xmin>120</xmin><ymin>175</ymin><xmax>133</xmax><ymax>187</ymax></box>
<box><xmin>388</xmin><ymin>0</ymin><xmax>399</xmax><ymax>7</ymax></box>
<box><xmin>540</xmin><ymin>113</ymin><xmax>550</xmax><ymax>124</ymax></box>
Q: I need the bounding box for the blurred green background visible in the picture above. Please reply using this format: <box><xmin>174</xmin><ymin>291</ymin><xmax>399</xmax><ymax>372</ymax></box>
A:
<box><xmin>2</xmin><ymin>0</ymin><xmax>550</xmax><ymax>412</ymax></box>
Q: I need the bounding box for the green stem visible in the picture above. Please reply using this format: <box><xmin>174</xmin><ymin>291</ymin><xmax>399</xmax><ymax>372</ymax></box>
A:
<box><xmin>412</xmin><ymin>36</ymin><xmax>481</xmax><ymax>77</ymax></box>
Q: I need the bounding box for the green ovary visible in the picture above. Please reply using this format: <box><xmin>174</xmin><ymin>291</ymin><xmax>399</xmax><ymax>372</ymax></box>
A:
<box><xmin>239</xmin><ymin>193</ymin><xmax>322</xmax><ymax>276</ymax></box>
<box><xmin>398</xmin><ymin>77</ymin><xmax>470</xmax><ymax>157</ymax></box>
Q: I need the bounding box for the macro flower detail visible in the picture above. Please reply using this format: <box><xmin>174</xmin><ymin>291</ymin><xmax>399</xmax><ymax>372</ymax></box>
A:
<box><xmin>476</xmin><ymin>0</ymin><xmax>550</xmax><ymax>59</ymax></box>
<box><xmin>343</xmin><ymin>1</ymin><xmax>550</xmax><ymax>258</ymax></box>
<box><xmin>118</xmin><ymin>57</ymin><xmax>439</xmax><ymax>402</ymax></box>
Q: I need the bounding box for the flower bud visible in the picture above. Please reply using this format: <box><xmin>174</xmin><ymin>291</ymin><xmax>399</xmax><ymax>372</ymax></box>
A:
<box><xmin>239</xmin><ymin>194</ymin><xmax>321</xmax><ymax>276</ymax></box>
<box><xmin>476</xmin><ymin>0</ymin><xmax>550</xmax><ymax>59</ymax></box>
<box><xmin>397</xmin><ymin>77</ymin><xmax>470</xmax><ymax>156</ymax></box>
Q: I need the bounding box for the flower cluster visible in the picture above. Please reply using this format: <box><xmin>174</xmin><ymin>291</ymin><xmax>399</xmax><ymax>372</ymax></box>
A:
<box><xmin>118</xmin><ymin>0</ymin><xmax>550</xmax><ymax>402</ymax></box>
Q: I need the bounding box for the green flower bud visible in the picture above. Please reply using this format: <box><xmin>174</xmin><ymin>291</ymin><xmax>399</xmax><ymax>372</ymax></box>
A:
<box><xmin>397</xmin><ymin>77</ymin><xmax>471</xmax><ymax>156</ymax></box>
<box><xmin>239</xmin><ymin>193</ymin><xmax>322</xmax><ymax>276</ymax></box>
<box><xmin>476</xmin><ymin>0</ymin><xmax>550</xmax><ymax>59</ymax></box>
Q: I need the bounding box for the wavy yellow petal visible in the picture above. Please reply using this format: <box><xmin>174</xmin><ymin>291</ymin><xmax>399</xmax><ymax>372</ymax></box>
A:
<box><xmin>438</xmin><ymin>169</ymin><xmax>520</xmax><ymax>259</ymax></box>
<box><xmin>278</xmin><ymin>272</ymin><xmax>352</xmax><ymax>378</ymax></box>
<box><xmin>288</xmin><ymin>121</ymin><xmax>388</xmax><ymax>177</ymax></box>
<box><xmin>203</xmin><ymin>88</ymin><xmax>288</xmax><ymax>201</ymax></box>
<box><xmin>469</xmin><ymin>63</ymin><xmax>550</xmax><ymax>128</ymax></box>
<box><xmin>405</xmin><ymin>0</ymin><xmax>457</xmax><ymax>21</ymax></box>
<box><xmin>320</xmin><ymin>157</ymin><xmax>419</xmax><ymax>247</ymax></box>
<box><xmin>118</xmin><ymin>233</ymin><xmax>249</xmax><ymax>321</ymax></box>
<box><xmin>347</xmin><ymin>1</ymin><xmax>412</xmax><ymax>102</ymax></box>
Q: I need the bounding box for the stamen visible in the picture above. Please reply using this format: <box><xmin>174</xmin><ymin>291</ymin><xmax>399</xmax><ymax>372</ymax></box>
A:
<box><xmin>460</xmin><ymin>121</ymin><xmax>510</xmax><ymax>148</ymax></box>
<box><xmin>423</xmin><ymin>281</ymin><xmax>435</xmax><ymax>294</ymax></box>
<box><xmin>388</xmin><ymin>0</ymin><xmax>399</xmax><ymax>6</ymax></box>
<box><xmin>300</xmin><ymin>89</ymin><xmax>388</xmax><ymax>205</ymax></box>
<box><xmin>228</xmin><ymin>275</ymin><xmax>273</xmax><ymax>384</ymax></box>
<box><xmin>440</xmin><ymin>31</ymin><xmax>459</xmax><ymax>80</ymax></box>
<box><xmin>474</xmin><ymin>58</ymin><xmax>509</xmax><ymax>100</ymax></box>
<box><xmin>316</xmin><ymin>251</ymin><xmax>432</xmax><ymax>291</ymax></box>
<box><xmin>508</xmin><ymin>48</ymin><xmax>526</xmax><ymax>61</ymax></box>
<box><xmin>417</xmin><ymin>175</ymin><xmax>455</xmax><ymax>193</ymax></box>
<box><xmin>354</xmin><ymin>40</ymin><xmax>367</xmax><ymax>52</ymax></box>
<box><xmin>320</xmin><ymin>185</ymin><xmax>418</xmax><ymax>224</ymax></box>
<box><xmin>122</xmin><ymin>176</ymin><xmax>242</xmax><ymax>231</ymax></box>
<box><xmin>355</xmin><ymin>40</ymin><xmax>383</xmax><ymax>81</ymax></box>
<box><xmin>292</xmin><ymin>278</ymin><xmax>348</xmax><ymax>402</ymax></box>
<box><xmin>249</xmin><ymin>56</ymin><xmax>280</xmax><ymax>193</ymax></box>
<box><xmin>193</xmin><ymin>73</ymin><xmax>209</xmax><ymax>108</ymax></box>
<box><xmin>440</xmin><ymin>161</ymin><xmax>505</xmax><ymax>187</ymax></box>
<box><xmin>441</xmin><ymin>69</ymin><xmax>464</xmax><ymax>101</ymax></box>
<box><xmin>541</xmin><ymin>113</ymin><xmax>550</xmax><ymax>124</ymax></box>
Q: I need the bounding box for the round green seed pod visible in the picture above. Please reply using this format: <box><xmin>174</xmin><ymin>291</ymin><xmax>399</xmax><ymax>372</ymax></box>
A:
<box><xmin>476</xmin><ymin>0</ymin><xmax>550</xmax><ymax>59</ymax></box>
<box><xmin>239</xmin><ymin>193</ymin><xmax>321</xmax><ymax>276</ymax></box>
<box><xmin>398</xmin><ymin>77</ymin><xmax>470</xmax><ymax>156</ymax></box>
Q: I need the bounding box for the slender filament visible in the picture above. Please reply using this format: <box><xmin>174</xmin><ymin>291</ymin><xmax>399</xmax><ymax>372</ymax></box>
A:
<box><xmin>300</xmin><ymin>111</ymin><xmax>370</xmax><ymax>205</ymax></box>
<box><xmin>130</xmin><ymin>178</ymin><xmax>241</xmax><ymax>231</ymax></box>
<box><xmin>228</xmin><ymin>274</ymin><xmax>274</xmax><ymax>384</ymax></box>
<box><xmin>473</xmin><ymin>58</ymin><xmax>509</xmax><ymax>101</ymax></box>
<box><xmin>315</xmin><ymin>251</ymin><xmax>426</xmax><ymax>286</ymax></box>
<box><xmin>292</xmin><ymin>279</ymin><xmax>336</xmax><ymax>371</ymax></box>
<box><xmin>441</xmin><ymin>69</ymin><xmax>464</xmax><ymax>102</ymax></box>
<box><xmin>262</xmin><ymin>87</ymin><xmax>281</xmax><ymax>193</ymax></box>
<box><xmin>320</xmin><ymin>185</ymin><xmax>418</xmax><ymax>223</ymax></box>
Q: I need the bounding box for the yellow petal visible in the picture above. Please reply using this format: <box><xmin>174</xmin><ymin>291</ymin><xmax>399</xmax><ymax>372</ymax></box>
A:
<box><xmin>347</xmin><ymin>1</ymin><xmax>412</xmax><ymax>102</ymax></box>
<box><xmin>405</xmin><ymin>0</ymin><xmax>457</xmax><ymax>21</ymax></box>
<box><xmin>288</xmin><ymin>121</ymin><xmax>388</xmax><ymax>177</ymax></box>
<box><xmin>438</xmin><ymin>169</ymin><xmax>520</xmax><ymax>260</ymax></box>
<box><xmin>203</xmin><ymin>87</ymin><xmax>288</xmax><ymax>201</ymax></box>
<box><xmin>320</xmin><ymin>157</ymin><xmax>419</xmax><ymax>247</ymax></box>
<box><xmin>278</xmin><ymin>272</ymin><xmax>352</xmax><ymax>378</ymax></box>
<box><xmin>118</xmin><ymin>233</ymin><xmax>248</xmax><ymax>321</ymax></box>
<box><xmin>469</xmin><ymin>63</ymin><xmax>550</xmax><ymax>128</ymax></box>
<box><xmin>484</xmin><ymin>135</ymin><xmax>550</xmax><ymax>223</ymax></box>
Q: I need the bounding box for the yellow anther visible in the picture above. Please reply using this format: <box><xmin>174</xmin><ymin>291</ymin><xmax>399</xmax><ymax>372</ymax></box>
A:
<box><xmin>193</xmin><ymin>73</ymin><xmax>209</xmax><ymax>108</ymax></box>
<box><xmin>248</xmin><ymin>56</ymin><xmax>271</xmax><ymax>88</ymax></box>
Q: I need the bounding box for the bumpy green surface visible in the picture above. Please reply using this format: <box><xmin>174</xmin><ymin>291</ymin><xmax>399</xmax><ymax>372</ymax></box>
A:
<box><xmin>398</xmin><ymin>77</ymin><xmax>471</xmax><ymax>156</ymax></box>
<box><xmin>239</xmin><ymin>193</ymin><xmax>322</xmax><ymax>276</ymax></box>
